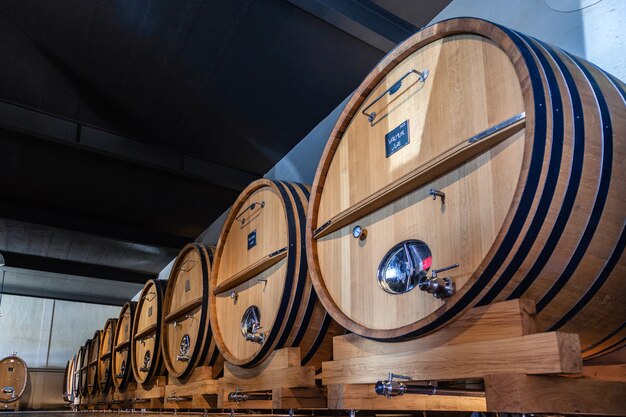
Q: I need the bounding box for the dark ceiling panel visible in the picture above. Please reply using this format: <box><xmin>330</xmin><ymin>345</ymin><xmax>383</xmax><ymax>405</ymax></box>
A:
<box><xmin>0</xmin><ymin>0</ymin><xmax>385</xmax><ymax>175</ymax></box>
<box><xmin>0</xmin><ymin>127</ymin><xmax>239</xmax><ymax>241</ymax></box>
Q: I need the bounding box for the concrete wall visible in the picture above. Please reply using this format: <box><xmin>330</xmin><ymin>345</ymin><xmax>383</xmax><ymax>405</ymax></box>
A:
<box><xmin>0</xmin><ymin>294</ymin><xmax>120</xmax><ymax>367</ymax></box>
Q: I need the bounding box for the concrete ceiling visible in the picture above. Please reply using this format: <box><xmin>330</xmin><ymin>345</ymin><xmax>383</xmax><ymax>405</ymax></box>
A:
<box><xmin>0</xmin><ymin>0</ymin><xmax>451</xmax><ymax>304</ymax></box>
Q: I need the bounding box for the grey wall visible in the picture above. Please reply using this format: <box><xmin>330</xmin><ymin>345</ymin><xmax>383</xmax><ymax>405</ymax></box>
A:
<box><xmin>0</xmin><ymin>294</ymin><xmax>120</xmax><ymax>368</ymax></box>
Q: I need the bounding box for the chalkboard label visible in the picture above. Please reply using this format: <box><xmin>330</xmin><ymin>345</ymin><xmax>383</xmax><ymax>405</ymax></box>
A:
<box><xmin>385</xmin><ymin>120</ymin><xmax>410</xmax><ymax>157</ymax></box>
<box><xmin>248</xmin><ymin>230</ymin><xmax>257</xmax><ymax>250</ymax></box>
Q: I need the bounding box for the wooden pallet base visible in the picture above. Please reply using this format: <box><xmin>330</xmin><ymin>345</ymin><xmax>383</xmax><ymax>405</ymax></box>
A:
<box><xmin>129</xmin><ymin>376</ymin><xmax>166</xmax><ymax>409</ymax></box>
<box><xmin>322</xmin><ymin>299</ymin><xmax>626</xmax><ymax>414</ymax></box>
<box><xmin>485</xmin><ymin>372</ymin><xmax>626</xmax><ymax>415</ymax></box>
<box><xmin>328</xmin><ymin>384</ymin><xmax>486</xmax><ymax>411</ymax></box>
<box><xmin>219</xmin><ymin>347</ymin><xmax>325</xmax><ymax>409</ymax></box>
<box><xmin>111</xmin><ymin>382</ymin><xmax>136</xmax><ymax>408</ymax></box>
<box><xmin>164</xmin><ymin>366</ymin><xmax>218</xmax><ymax>409</ymax></box>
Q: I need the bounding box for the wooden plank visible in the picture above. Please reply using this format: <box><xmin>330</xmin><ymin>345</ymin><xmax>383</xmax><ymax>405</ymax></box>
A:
<box><xmin>313</xmin><ymin>114</ymin><xmax>526</xmax><ymax>239</ymax></box>
<box><xmin>582</xmin><ymin>364</ymin><xmax>626</xmax><ymax>382</ymax></box>
<box><xmin>224</xmin><ymin>347</ymin><xmax>301</xmax><ymax>379</ymax></box>
<box><xmin>163</xmin><ymin>296</ymin><xmax>203</xmax><ymax>323</ymax></box>
<box><xmin>273</xmin><ymin>387</ymin><xmax>327</xmax><ymax>409</ymax></box>
<box><xmin>333</xmin><ymin>299</ymin><xmax>537</xmax><ymax>360</ymax></box>
<box><xmin>221</xmin><ymin>365</ymin><xmax>316</xmax><ymax>391</ymax></box>
<box><xmin>165</xmin><ymin>379</ymin><xmax>219</xmax><ymax>397</ymax></box>
<box><xmin>485</xmin><ymin>373</ymin><xmax>626</xmax><ymax>415</ymax></box>
<box><xmin>133</xmin><ymin>376</ymin><xmax>166</xmax><ymax>399</ymax></box>
<box><xmin>323</xmin><ymin>332</ymin><xmax>582</xmax><ymax>385</ymax></box>
<box><xmin>133</xmin><ymin>323</ymin><xmax>157</xmax><ymax>341</ymax></box>
<box><xmin>166</xmin><ymin>365</ymin><xmax>213</xmax><ymax>385</ymax></box>
<box><xmin>213</xmin><ymin>247</ymin><xmax>288</xmax><ymax>295</ymax></box>
<box><xmin>327</xmin><ymin>384</ymin><xmax>486</xmax><ymax>411</ymax></box>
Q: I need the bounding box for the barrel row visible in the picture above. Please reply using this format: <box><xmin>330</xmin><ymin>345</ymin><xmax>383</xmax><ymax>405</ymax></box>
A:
<box><xmin>65</xmin><ymin>16</ymin><xmax>624</xmax><ymax>403</ymax></box>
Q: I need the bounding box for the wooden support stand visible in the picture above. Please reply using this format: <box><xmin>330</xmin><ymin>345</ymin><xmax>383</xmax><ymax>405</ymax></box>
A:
<box><xmin>323</xmin><ymin>299</ymin><xmax>625</xmax><ymax>414</ymax></box>
<box><xmin>0</xmin><ymin>401</ymin><xmax>19</xmax><ymax>412</ymax></box>
<box><xmin>111</xmin><ymin>382</ymin><xmax>136</xmax><ymax>409</ymax></box>
<box><xmin>164</xmin><ymin>366</ymin><xmax>218</xmax><ymax>409</ymax></box>
<box><xmin>131</xmin><ymin>376</ymin><xmax>166</xmax><ymax>409</ymax></box>
<box><xmin>219</xmin><ymin>347</ymin><xmax>326</xmax><ymax>409</ymax></box>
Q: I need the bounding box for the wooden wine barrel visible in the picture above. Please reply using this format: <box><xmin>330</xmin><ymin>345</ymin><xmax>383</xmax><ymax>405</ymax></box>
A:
<box><xmin>211</xmin><ymin>179</ymin><xmax>344</xmax><ymax>368</ymax></box>
<box><xmin>0</xmin><ymin>354</ymin><xmax>27</xmax><ymax>403</ymax></box>
<box><xmin>161</xmin><ymin>243</ymin><xmax>223</xmax><ymax>380</ymax></box>
<box><xmin>132</xmin><ymin>279</ymin><xmax>167</xmax><ymax>386</ymax></box>
<box><xmin>63</xmin><ymin>355</ymin><xmax>76</xmax><ymax>402</ymax></box>
<box><xmin>79</xmin><ymin>339</ymin><xmax>92</xmax><ymax>397</ymax></box>
<box><xmin>306</xmin><ymin>17</ymin><xmax>626</xmax><ymax>358</ymax></box>
<box><xmin>74</xmin><ymin>345</ymin><xmax>86</xmax><ymax>399</ymax></box>
<box><xmin>86</xmin><ymin>329</ymin><xmax>102</xmax><ymax>395</ymax></box>
<box><xmin>112</xmin><ymin>302</ymin><xmax>136</xmax><ymax>390</ymax></box>
<box><xmin>98</xmin><ymin>317</ymin><xmax>117</xmax><ymax>393</ymax></box>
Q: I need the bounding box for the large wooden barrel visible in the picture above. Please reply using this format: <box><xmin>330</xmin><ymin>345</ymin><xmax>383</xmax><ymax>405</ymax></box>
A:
<box><xmin>98</xmin><ymin>317</ymin><xmax>117</xmax><ymax>393</ymax></box>
<box><xmin>87</xmin><ymin>329</ymin><xmax>102</xmax><ymax>395</ymax></box>
<box><xmin>63</xmin><ymin>356</ymin><xmax>75</xmax><ymax>402</ymax></box>
<box><xmin>78</xmin><ymin>339</ymin><xmax>92</xmax><ymax>396</ymax></box>
<box><xmin>306</xmin><ymin>17</ymin><xmax>626</xmax><ymax>358</ymax></box>
<box><xmin>112</xmin><ymin>302</ymin><xmax>136</xmax><ymax>390</ymax></box>
<box><xmin>0</xmin><ymin>354</ymin><xmax>27</xmax><ymax>404</ymax></box>
<box><xmin>74</xmin><ymin>345</ymin><xmax>86</xmax><ymax>399</ymax></box>
<box><xmin>210</xmin><ymin>179</ymin><xmax>344</xmax><ymax>368</ymax></box>
<box><xmin>132</xmin><ymin>279</ymin><xmax>167</xmax><ymax>386</ymax></box>
<box><xmin>161</xmin><ymin>243</ymin><xmax>223</xmax><ymax>380</ymax></box>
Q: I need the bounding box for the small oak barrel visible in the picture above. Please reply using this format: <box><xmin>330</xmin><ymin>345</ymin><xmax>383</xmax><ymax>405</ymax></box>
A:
<box><xmin>73</xmin><ymin>345</ymin><xmax>86</xmax><ymax>399</ymax></box>
<box><xmin>0</xmin><ymin>354</ymin><xmax>27</xmax><ymax>404</ymax></box>
<box><xmin>210</xmin><ymin>179</ymin><xmax>344</xmax><ymax>368</ymax></box>
<box><xmin>161</xmin><ymin>243</ymin><xmax>223</xmax><ymax>380</ymax></box>
<box><xmin>87</xmin><ymin>329</ymin><xmax>102</xmax><ymax>395</ymax></box>
<box><xmin>112</xmin><ymin>302</ymin><xmax>136</xmax><ymax>391</ymax></box>
<box><xmin>306</xmin><ymin>17</ymin><xmax>626</xmax><ymax>358</ymax></box>
<box><xmin>78</xmin><ymin>339</ymin><xmax>92</xmax><ymax>397</ymax></box>
<box><xmin>132</xmin><ymin>279</ymin><xmax>167</xmax><ymax>386</ymax></box>
<box><xmin>98</xmin><ymin>317</ymin><xmax>117</xmax><ymax>393</ymax></box>
<box><xmin>63</xmin><ymin>356</ymin><xmax>75</xmax><ymax>402</ymax></box>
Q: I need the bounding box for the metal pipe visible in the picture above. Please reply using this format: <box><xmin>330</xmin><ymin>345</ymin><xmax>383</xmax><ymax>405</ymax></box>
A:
<box><xmin>227</xmin><ymin>390</ymin><xmax>272</xmax><ymax>403</ymax></box>
<box><xmin>374</xmin><ymin>381</ymin><xmax>484</xmax><ymax>398</ymax></box>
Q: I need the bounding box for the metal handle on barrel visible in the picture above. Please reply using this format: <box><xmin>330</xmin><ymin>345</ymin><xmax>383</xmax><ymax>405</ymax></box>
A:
<box><xmin>361</xmin><ymin>68</ymin><xmax>429</xmax><ymax>125</ymax></box>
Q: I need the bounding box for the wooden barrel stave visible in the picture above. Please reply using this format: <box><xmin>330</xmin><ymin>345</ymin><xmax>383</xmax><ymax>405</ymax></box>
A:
<box><xmin>79</xmin><ymin>339</ymin><xmax>92</xmax><ymax>397</ymax></box>
<box><xmin>87</xmin><ymin>330</ymin><xmax>102</xmax><ymax>395</ymax></box>
<box><xmin>98</xmin><ymin>317</ymin><xmax>117</xmax><ymax>393</ymax></box>
<box><xmin>161</xmin><ymin>243</ymin><xmax>222</xmax><ymax>380</ymax></box>
<box><xmin>306</xmin><ymin>18</ymin><xmax>626</xmax><ymax>356</ymax></box>
<box><xmin>74</xmin><ymin>345</ymin><xmax>85</xmax><ymax>398</ymax></box>
<box><xmin>112</xmin><ymin>302</ymin><xmax>136</xmax><ymax>391</ymax></box>
<box><xmin>132</xmin><ymin>279</ymin><xmax>167</xmax><ymax>386</ymax></box>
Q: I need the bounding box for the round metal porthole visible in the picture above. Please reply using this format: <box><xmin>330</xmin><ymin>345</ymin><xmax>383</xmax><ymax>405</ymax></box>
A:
<box><xmin>240</xmin><ymin>305</ymin><xmax>261</xmax><ymax>338</ymax></box>
<box><xmin>377</xmin><ymin>240</ymin><xmax>432</xmax><ymax>294</ymax></box>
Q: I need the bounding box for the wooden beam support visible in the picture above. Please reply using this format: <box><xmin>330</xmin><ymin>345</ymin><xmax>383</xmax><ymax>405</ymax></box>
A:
<box><xmin>485</xmin><ymin>373</ymin><xmax>626</xmax><ymax>415</ymax></box>
<box><xmin>328</xmin><ymin>384</ymin><xmax>487</xmax><ymax>411</ymax></box>
<box><xmin>323</xmin><ymin>332</ymin><xmax>582</xmax><ymax>385</ymax></box>
<box><xmin>333</xmin><ymin>299</ymin><xmax>537</xmax><ymax>360</ymax></box>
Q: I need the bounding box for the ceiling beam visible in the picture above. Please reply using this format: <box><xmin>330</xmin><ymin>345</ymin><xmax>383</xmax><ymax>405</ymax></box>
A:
<box><xmin>0</xmin><ymin>98</ymin><xmax>260</xmax><ymax>191</ymax></box>
<box><xmin>0</xmin><ymin>202</ymin><xmax>190</xmax><ymax>250</ymax></box>
<box><xmin>285</xmin><ymin>0</ymin><xmax>417</xmax><ymax>52</ymax></box>
<box><xmin>1</xmin><ymin>251</ymin><xmax>155</xmax><ymax>284</ymax></box>
<box><xmin>1</xmin><ymin>283</ymin><xmax>128</xmax><ymax>306</ymax></box>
